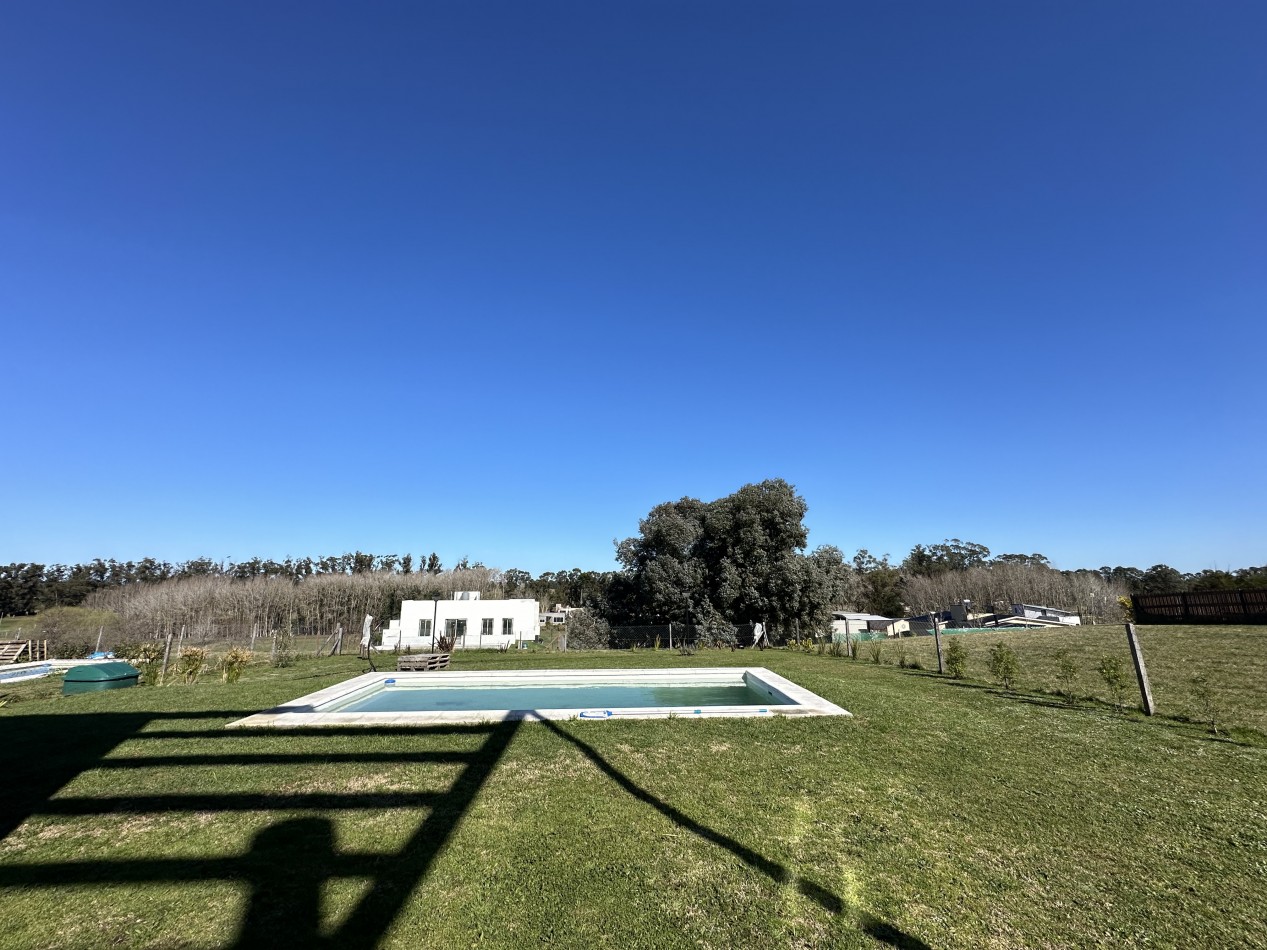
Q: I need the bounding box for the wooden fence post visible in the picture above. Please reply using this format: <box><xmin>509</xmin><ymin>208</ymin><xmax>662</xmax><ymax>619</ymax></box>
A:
<box><xmin>1125</xmin><ymin>623</ymin><xmax>1156</xmax><ymax>716</ymax></box>
<box><xmin>932</xmin><ymin>616</ymin><xmax>945</xmax><ymax>675</ymax></box>
<box><xmin>159</xmin><ymin>628</ymin><xmax>175</xmax><ymax>685</ymax></box>
<box><xmin>844</xmin><ymin>619</ymin><xmax>852</xmax><ymax>658</ymax></box>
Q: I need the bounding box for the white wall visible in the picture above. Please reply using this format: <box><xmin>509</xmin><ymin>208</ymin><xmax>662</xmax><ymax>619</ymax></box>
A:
<box><xmin>392</xmin><ymin>598</ymin><xmax>540</xmax><ymax>650</ymax></box>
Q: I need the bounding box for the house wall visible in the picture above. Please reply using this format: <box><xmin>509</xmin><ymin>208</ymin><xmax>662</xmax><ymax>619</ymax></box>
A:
<box><xmin>393</xmin><ymin>598</ymin><xmax>540</xmax><ymax>650</ymax></box>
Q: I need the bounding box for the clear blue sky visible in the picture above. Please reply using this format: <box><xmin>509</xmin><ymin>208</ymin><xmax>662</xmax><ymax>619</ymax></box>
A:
<box><xmin>2</xmin><ymin>1</ymin><xmax>1264</xmax><ymax>575</ymax></box>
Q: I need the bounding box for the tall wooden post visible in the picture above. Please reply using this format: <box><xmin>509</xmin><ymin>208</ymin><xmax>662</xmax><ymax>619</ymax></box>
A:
<box><xmin>94</xmin><ymin>625</ymin><xmax>104</xmax><ymax>654</ymax></box>
<box><xmin>1125</xmin><ymin>623</ymin><xmax>1156</xmax><ymax>716</ymax></box>
<box><xmin>932</xmin><ymin>616</ymin><xmax>945</xmax><ymax>675</ymax></box>
<box><xmin>844</xmin><ymin>619</ymin><xmax>853</xmax><ymax>658</ymax></box>
<box><xmin>159</xmin><ymin>628</ymin><xmax>175</xmax><ymax>685</ymax></box>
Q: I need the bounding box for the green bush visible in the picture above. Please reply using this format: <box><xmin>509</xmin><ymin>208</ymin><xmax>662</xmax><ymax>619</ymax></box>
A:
<box><xmin>987</xmin><ymin>642</ymin><xmax>1020</xmax><ymax>690</ymax></box>
<box><xmin>1054</xmin><ymin>650</ymin><xmax>1079</xmax><ymax>703</ymax></box>
<box><xmin>563</xmin><ymin>612</ymin><xmax>611</xmax><ymax>650</ymax></box>
<box><xmin>867</xmin><ymin>641</ymin><xmax>883</xmax><ymax>664</ymax></box>
<box><xmin>1098</xmin><ymin>655</ymin><xmax>1130</xmax><ymax>710</ymax></box>
<box><xmin>944</xmin><ymin>639</ymin><xmax>968</xmax><ymax>679</ymax></box>
<box><xmin>136</xmin><ymin>642</ymin><xmax>164</xmax><ymax>686</ymax></box>
<box><xmin>112</xmin><ymin>640</ymin><xmax>143</xmax><ymax>661</ymax></box>
<box><xmin>696</xmin><ymin>622</ymin><xmax>738</xmax><ymax>650</ymax></box>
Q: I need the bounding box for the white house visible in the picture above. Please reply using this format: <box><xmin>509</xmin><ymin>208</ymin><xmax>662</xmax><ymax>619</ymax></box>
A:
<box><xmin>387</xmin><ymin>592</ymin><xmax>541</xmax><ymax>651</ymax></box>
<box><xmin>539</xmin><ymin>604</ymin><xmax>583</xmax><ymax>626</ymax></box>
<box><xmin>831</xmin><ymin>611</ymin><xmax>906</xmax><ymax>639</ymax></box>
<box><xmin>1010</xmin><ymin>603</ymin><xmax>1081</xmax><ymax>625</ymax></box>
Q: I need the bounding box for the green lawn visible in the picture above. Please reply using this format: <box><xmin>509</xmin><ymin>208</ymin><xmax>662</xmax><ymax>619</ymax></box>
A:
<box><xmin>0</xmin><ymin>616</ymin><xmax>36</xmax><ymax>638</ymax></box>
<box><xmin>1</xmin><ymin>627</ymin><xmax>1264</xmax><ymax>949</ymax></box>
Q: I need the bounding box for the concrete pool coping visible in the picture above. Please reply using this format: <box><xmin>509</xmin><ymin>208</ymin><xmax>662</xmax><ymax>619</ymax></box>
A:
<box><xmin>227</xmin><ymin>667</ymin><xmax>850</xmax><ymax>728</ymax></box>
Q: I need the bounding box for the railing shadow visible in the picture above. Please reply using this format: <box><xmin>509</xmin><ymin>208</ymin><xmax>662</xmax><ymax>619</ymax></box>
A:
<box><xmin>0</xmin><ymin>708</ymin><xmax>522</xmax><ymax>948</ymax></box>
<box><xmin>1</xmin><ymin>708</ymin><xmax>931</xmax><ymax>948</ymax></box>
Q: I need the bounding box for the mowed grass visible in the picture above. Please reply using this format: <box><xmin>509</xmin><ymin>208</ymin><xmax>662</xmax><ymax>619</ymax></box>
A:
<box><xmin>0</xmin><ymin>626</ymin><xmax>1262</xmax><ymax>949</ymax></box>
<box><xmin>861</xmin><ymin>623</ymin><xmax>1267</xmax><ymax>735</ymax></box>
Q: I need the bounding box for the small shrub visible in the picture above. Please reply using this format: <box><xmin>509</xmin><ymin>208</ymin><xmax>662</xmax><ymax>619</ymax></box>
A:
<box><xmin>176</xmin><ymin>647</ymin><xmax>207</xmax><ymax>684</ymax></box>
<box><xmin>908</xmin><ymin>657</ymin><xmax>924</xmax><ymax>670</ymax></box>
<box><xmin>112</xmin><ymin>640</ymin><xmax>143</xmax><ymax>661</ymax></box>
<box><xmin>136</xmin><ymin>642</ymin><xmax>164</xmax><ymax>686</ymax></box>
<box><xmin>827</xmin><ymin>640</ymin><xmax>845</xmax><ymax>658</ymax></box>
<box><xmin>1190</xmin><ymin>675</ymin><xmax>1222</xmax><ymax>735</ymax></box>
<box><xmin>221</xmin><ymin>647</ymin><xmax>252</xmax><ymax>683</ymax></box>
<box><xmin>677</xmin><ymin>641</ymin><xmax>697</xmax><ymax>656</ymax></box>
<box><xmin>848</xmin><ymin>639</ymin><xmax>859</xmax><ymax>660</ymax></box>
<box><xmin>1054</xmin><ymin>650</ymin><xmax>1079</xmax><ymax>703</ymax></box>
<box><xmin>867</xmin><ymin>641</ymin><xmax>883</xmax><ymax>664</ymax></box>
<box><xmin>653</xmin><ymin>634</ymin><xmax>661</xmax><ymax>651</ymax></box>
<box><xmin>697</xmin><ymin>622</ymin><xmax>738</xmax><ymax>650</ymax></box>
<box><xmin>1098</xmin><ymin>655</ymin><xmax>1130</xmax><ymax>710</ymax></box>
<box><xmin>987</xmin><ymin>643</ymin><xmax>1020</xmax><ymax>690</ymax></box>
<box><xmin>944</xmin><ymin>639</ymin><xmax>968</xmax><ymax>679</ymax></box>
<box><xmin>564</xmin><ymin>612</ymin><xmax>611</xmax><ymax>650</ymax></box>
<box><xmin>894</xmin><ymin>644</ymin><xmax>909</xmax><ymax>668</ymax></box>
<box><xmin>271</xmin><ymin>629</ymin><xmax>296</xmax><ymax>668</ymax></box>
<box><xmin>1118</xmin><ymin>596</ymin><xmax>1135</xmax><ymax>622</ymax></box>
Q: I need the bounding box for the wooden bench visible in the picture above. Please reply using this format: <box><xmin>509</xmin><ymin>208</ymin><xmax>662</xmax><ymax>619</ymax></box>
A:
<box><xmin>396</xmin><ymin>653</ymin><xmax>451</xmax><ymax>672</ymax></box>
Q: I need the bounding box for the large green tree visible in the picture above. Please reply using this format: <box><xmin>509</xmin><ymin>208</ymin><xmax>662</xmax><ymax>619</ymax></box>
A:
<box><xmin>609</xmin><ymin>479</ymin><xmax>844</xmax><ymax>637</ymax></box>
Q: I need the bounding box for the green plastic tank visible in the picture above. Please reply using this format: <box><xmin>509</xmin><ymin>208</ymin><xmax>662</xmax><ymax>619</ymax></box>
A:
<box><xmin>62</xmin><ymin>661</ymin><xmax>141</xmax><ymax>695</ymax></box>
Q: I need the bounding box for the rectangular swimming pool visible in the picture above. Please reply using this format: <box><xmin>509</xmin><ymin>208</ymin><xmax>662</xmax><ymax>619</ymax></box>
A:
<box><xmin>228</xmin><ymin>667</ymin><xmax>849</xmax><ymax>727</ymax></box>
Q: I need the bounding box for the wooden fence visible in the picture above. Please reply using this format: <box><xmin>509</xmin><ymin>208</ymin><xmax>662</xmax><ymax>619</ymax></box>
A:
<box><xmin>1132</xmin><ymin>590</ymin><xmax>1267</xmax><ymax>625</ymax></box>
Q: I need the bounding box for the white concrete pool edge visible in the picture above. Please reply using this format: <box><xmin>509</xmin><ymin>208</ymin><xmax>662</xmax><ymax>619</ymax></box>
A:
<box><xmin>226</xmin><ymin>667</ymin><xmax>850</xmax><ymax>728</ymax></box>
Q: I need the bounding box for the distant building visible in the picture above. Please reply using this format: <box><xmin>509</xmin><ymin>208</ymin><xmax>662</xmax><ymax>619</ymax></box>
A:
<box><xmin>831</xmin><ymin>611</ymin><xmax>907</xmax><ymax>639</ymax></box>
<box><xmin>1010</xmin><ymin>604</ymin><xmax>1081</xmax><ymax>626</ymax></box>
<box><xmin>539</xmin><ymin>604</ymin><xmax>583</xmax><ymax>626</ymax></box>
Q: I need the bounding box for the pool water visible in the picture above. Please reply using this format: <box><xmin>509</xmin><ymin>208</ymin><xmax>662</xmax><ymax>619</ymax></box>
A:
<box><xmin>327</xmin><ymin>682</ymin><xmax>782</xmax><ymax>713</ymax></box>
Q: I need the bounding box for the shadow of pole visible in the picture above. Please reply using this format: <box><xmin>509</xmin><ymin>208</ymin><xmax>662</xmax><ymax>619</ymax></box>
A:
<box><xmin>539</xmin><ymin>719</ymin><xmax>936</xmax><ymax>949</ymax></box>
<box><xmin>538</xmin><ymin>718</ymin><xmax>842</xmax><ymax>913</ymax></box>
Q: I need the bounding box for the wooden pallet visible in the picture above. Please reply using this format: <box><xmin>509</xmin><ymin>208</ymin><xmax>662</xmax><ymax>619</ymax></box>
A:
<box><xmin>397</xmin><ymin>653</ymin><xmax>451</xmax><ymax>672</ymax></box>
<box><xmin>0</xmin><ymin>640</ymin><xmax>49</xmax><ymax>663</ymax></box>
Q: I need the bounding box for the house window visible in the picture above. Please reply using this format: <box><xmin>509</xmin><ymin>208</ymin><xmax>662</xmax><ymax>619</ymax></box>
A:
<box><xmin>418</xmin><ymin>619</ymin><xmax>432</xmax><ymax>639</ymax></box>
<box><xmin>481</xmin><ymin>618</ymin><xmax>493</xmax><ymax>638</ymax></box>
<box><xmin>502</xmin><ymin>618</ymin><xmax>514</xmax><ymax>637</ymax></box>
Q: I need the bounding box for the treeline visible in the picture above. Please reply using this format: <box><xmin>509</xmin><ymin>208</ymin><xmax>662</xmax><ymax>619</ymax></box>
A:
<box><xmin>0</xmin><ymin>554</ymin><xmax>614</xmax><ymax>619</ymax></box>
<box><xmin>82</xmin><ymin>567</ymin><xmax>509</xmax><ymax>641</ymax></box>
<box><xmin>5</xmin><ymin>489</ymin><xmax>1265</xmax><ymax>636</ymax></box>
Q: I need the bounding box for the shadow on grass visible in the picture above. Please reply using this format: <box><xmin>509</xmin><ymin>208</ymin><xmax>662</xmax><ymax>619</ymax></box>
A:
<box><xmin>0</xmin><ymin>708</ymin><xmax>934</xmax><ymax>949</ymax></box>
<box><xmin>0</xmin><ymin>708</ymin><xmax>523</xmax><ymax>948</ymax></box>
<box><xmin>539</xmin><ymin>718</ymin><xmax>932</xmax><ymax>949</ymax></box>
